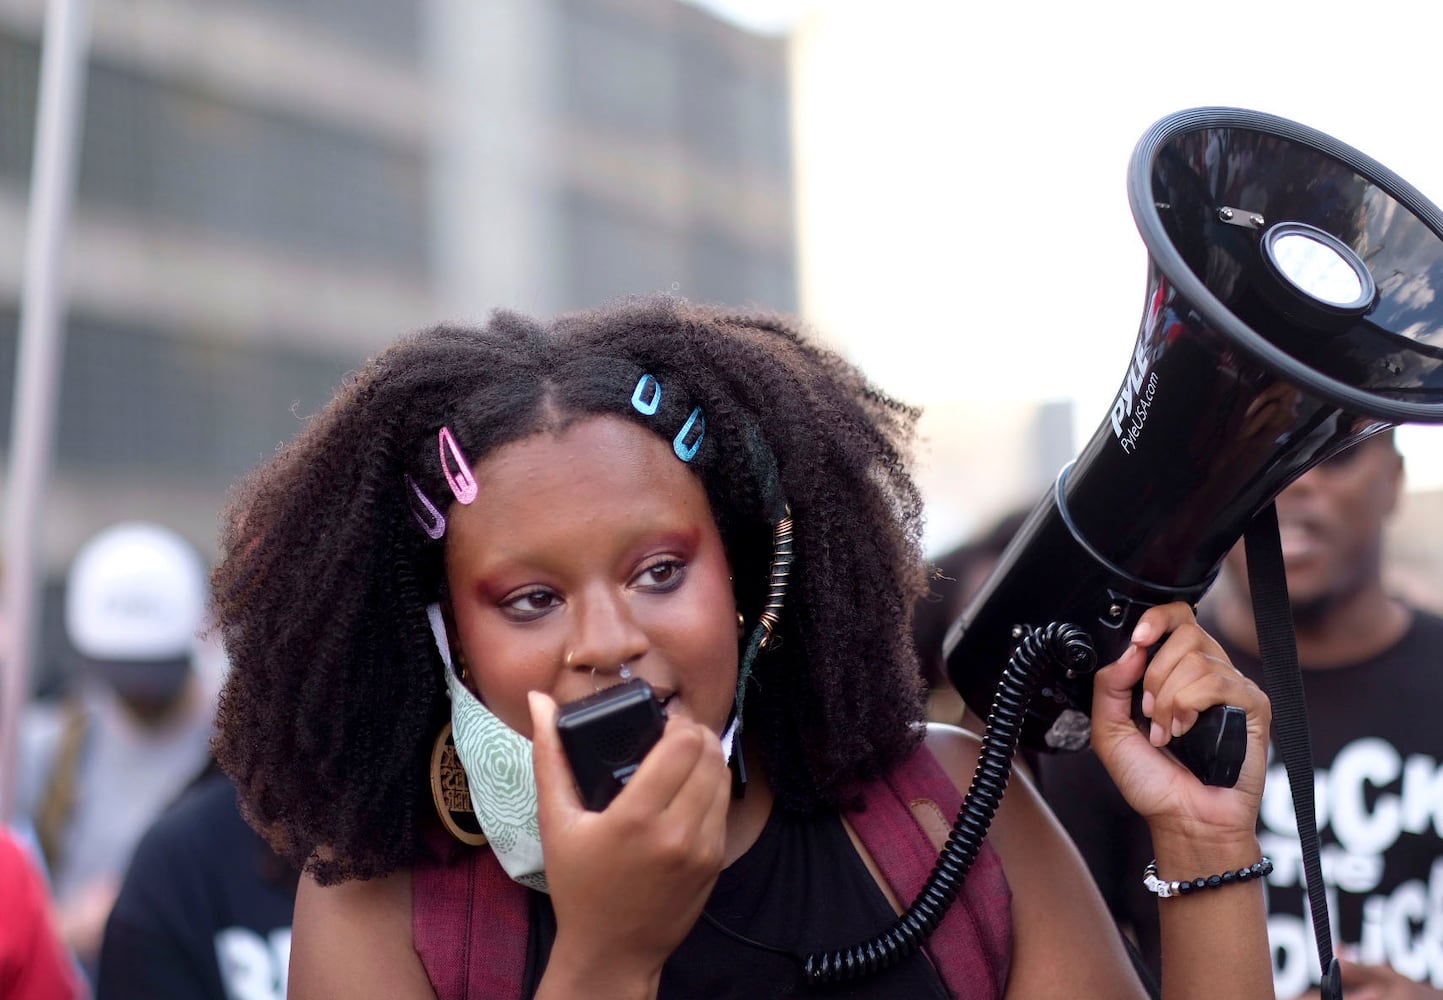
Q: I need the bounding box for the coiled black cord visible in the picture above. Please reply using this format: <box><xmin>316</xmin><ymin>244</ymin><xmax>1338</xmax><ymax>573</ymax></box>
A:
<box><xmin>802</xmin><ymin>621</ymin><xmax>1096</xmax><ymax>988</ymax></box>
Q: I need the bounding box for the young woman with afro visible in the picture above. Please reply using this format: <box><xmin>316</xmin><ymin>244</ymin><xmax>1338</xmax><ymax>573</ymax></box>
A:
<box><xmin>211</xmin><ymin>296</ymin><xmax>1275</xmax><ymax>999</ymax></box>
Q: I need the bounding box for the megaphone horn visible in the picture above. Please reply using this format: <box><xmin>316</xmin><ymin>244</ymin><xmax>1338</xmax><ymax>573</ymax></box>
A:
<box><xmin>945</xmin><ymin>107</ymin><xmax>1443</xmax><ymax>779</ymax></box>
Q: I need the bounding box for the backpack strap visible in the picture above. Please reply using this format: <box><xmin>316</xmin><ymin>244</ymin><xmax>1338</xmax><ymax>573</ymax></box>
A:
<box><xmin>35</xmin><ymin>698</ymin><xmax>88</xmax><ymax>875</ymax></box>
<box><xmin>847</xmin><ymin>742</ymin><xmax>1014</xmax><ymax>998</ymax></box>
<box><xmin>412</xmin><ymin>825</ymin><xmax>529</xmax><ymax>999</ymax></box>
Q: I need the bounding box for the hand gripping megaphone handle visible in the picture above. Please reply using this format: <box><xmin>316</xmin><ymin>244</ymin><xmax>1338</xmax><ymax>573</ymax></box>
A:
<box><xmin>1119</xmin><ymin>628</ymin><xmax>1248</xmax><ymax>786</ymax></box>
<box><xmin>1124</xmin><ymin>637</ymin><xmax>1246</xmax><ymax>787</ymax></box>
<box><xmin>1168</xmin><ymin>703</ymin><xmax>1248</xmax><ymax>787</ymax></box>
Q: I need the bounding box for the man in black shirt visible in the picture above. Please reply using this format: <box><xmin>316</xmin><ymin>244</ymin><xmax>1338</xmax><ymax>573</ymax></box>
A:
<box><xmin>96</xmin><ymin>764</ymin><xmax>296</xmax><ymax>1000</ymax></box>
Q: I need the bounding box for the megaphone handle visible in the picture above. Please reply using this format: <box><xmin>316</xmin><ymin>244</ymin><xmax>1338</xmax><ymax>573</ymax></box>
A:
<box><xmin>1130</xmin><ymin>685</ymin><xmax>1246</xmax><ymax>787</ymax></box>
<box><xmin>1166</xmin><ymin>703</ymin><xmax>1247</xmax><ymax>787</ymax></box>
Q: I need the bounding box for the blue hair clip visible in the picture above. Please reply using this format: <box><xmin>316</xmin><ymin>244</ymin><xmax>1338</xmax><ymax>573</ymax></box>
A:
<box><xmin>631</xmin><ymin>374</ymin><xmax>662</xmax><ymax>415</ymax></box>
<box><xmin>673</xmin><ymin>407</ymin><xmax>705</xmax><ymax>462</ymax></box>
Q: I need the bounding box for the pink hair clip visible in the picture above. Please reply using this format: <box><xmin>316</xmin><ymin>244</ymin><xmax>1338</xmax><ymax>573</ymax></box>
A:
<box><xmin>404</xmin><ymin>474</ymin><xmax>446</xmax><ymax>540</ymax></box>
<box><xmin>438</xmin><ymin>426</ymin><xmax>479</xmax><ymax>505</ymax></box>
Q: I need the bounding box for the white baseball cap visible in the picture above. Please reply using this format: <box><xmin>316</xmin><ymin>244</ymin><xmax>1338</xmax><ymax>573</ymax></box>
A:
<box><xmin>64</xmin><ymin>522</ymin><xmax>206</xmax><ymax>662</ymax></box>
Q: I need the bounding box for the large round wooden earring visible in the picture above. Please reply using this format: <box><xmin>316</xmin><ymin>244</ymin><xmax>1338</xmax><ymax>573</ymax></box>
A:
<box><xmin>429</xmin><ymin>723</ymin><xmax>488</xmax><ymax>846</ymax></box>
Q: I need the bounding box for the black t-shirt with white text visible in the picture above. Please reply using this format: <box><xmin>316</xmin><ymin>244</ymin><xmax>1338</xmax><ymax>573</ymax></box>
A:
<box><xmin>97</xmin><ymin>772</ymin><xmax>296</xmax><ymax>1000</ymax></box>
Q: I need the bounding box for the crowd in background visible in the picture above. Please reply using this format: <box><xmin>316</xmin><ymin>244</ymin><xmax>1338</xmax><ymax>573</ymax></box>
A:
<box><xmin>4</xmin><ymin>522</ymin><xmax>293</xmax><ymax>1000</ymax></box>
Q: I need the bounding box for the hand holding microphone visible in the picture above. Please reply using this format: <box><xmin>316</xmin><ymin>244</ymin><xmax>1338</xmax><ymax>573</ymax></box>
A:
<box><xmin>528</xmin><ymin>690</ymin><xmax>730</xmax><ymax>996</ymax></box>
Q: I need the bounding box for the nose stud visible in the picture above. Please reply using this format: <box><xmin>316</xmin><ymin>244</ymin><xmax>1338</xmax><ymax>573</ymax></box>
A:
<box><xmin>591</xmin><ymin>664</ymin><xmax>634</xmax><ymax>692</ymax></box>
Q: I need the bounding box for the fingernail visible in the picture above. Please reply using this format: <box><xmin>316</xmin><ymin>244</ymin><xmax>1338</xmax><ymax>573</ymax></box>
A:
<box><xmin>1171</xmin><ymin>718</ymin><xmax>1184</xmax><ymax>738</ymax></box>
<box><xmin>1131</xmin><ymin>622</ymin><xmax>1152</xmax><ymax>645</ymax></box>
<box><xmin>1149</xmin><ymin>722</ymin><xmax>1165</xmax><ymax>747</ymax></box>
<box><xmin>1141</xmin><ymin>690</ymin><xmax>1155</xmax><ymax>717</ymax></box>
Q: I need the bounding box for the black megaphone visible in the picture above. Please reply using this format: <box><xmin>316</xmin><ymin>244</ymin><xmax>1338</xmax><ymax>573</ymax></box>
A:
<box><xmin>944</xmin><ymin>107</ymin><xmax>1443</xmax><ymax>782</ymax></box>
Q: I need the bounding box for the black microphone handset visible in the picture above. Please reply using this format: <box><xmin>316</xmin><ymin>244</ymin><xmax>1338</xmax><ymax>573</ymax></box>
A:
<box><xmin>557</xmin><ymin>677</ymin><xmax>667</xmax><ymax>811</ymax></box>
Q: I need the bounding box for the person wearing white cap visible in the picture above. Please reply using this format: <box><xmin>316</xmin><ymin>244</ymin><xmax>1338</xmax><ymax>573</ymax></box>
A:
<box><xmin>14</xmin><ymin>522</ymin><xmax>216</xmax><ymax>982</ymax></box>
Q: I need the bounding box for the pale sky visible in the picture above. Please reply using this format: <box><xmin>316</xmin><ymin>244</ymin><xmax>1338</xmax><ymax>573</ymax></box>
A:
<box><xmin>691</xmin><ymin>0</ymin><xmax>1443</xmax><ymax>500</ymax></box>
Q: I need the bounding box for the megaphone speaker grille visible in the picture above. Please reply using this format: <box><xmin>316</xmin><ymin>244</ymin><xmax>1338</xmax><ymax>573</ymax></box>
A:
<box><xmin>1130</xmin><ymin>107</ymin><xmax>1443</xmax><ymax>423</ymax></box>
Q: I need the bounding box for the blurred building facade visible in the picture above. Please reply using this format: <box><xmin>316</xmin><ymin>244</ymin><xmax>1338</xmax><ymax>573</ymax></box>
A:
<box><xmin>432</xmin><ymin>0</ymin><xmax>796</xmax><ymax>321</ymax></box>
<box><xmin>0</xmin><ymin>0</ymin><xmax>438</xmax><ymax>558</ymax></box>
<box><xmin>0</xmin><ymin>0</ymin><xmax>794</xmax><ymax>692</ymax></box>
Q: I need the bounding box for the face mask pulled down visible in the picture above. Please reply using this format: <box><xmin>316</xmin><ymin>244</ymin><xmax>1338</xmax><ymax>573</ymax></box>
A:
<box><xmin>426</xmin><ymin>604</ymin><xmax>740</xmax><ymax>894</ymax></box>
<box><xmin>427</xmin><ymin>604</ymin><xmax>549</xmax><ymax>892</ymax></box>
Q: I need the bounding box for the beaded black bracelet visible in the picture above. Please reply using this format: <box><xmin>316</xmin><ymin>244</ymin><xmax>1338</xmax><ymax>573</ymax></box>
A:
<box><xmin>1142</xmin><ymin>857</ymin><xmax>1273</xmax><ymax>898</ymax></box>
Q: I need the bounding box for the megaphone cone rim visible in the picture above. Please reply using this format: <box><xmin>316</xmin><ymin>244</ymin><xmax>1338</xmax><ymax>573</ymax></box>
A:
<box><xmin>1128</xmin><ymin>106</ymin><xmax>1443</xmax><ymax>425</ymax></box>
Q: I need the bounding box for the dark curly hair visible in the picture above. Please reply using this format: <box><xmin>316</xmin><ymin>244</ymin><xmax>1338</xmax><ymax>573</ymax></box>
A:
<box><xmin>212</xmin><ymin>296</ymin><xmax>930</xmax><ymax>884</ymax></box>
<box><xmin>912</xmin><ymin>507</ymin><xmax>1030</xmax><ymax>690</ymax></box>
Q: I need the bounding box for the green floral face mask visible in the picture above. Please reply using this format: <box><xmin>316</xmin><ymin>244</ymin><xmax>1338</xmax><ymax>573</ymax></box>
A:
<box><xmin>427</xmin><ymin>604</ymin><xmax>549</xmax><ymax>892</ymax></box>
<box><xmin>425</xmin><ymin>605</ymin><xmax>741</xmax><ymax>896</ymax></box>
